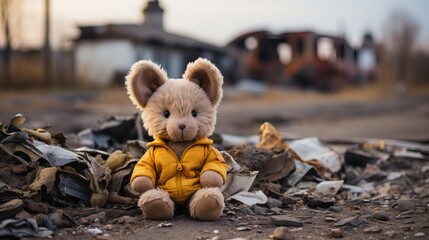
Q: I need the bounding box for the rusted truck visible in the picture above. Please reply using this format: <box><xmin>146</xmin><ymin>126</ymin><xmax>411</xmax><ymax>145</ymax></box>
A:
<box><xmin>227</xmin><ymin>30</ymin><xmax>376</xmax><ymax>91</ymax></box>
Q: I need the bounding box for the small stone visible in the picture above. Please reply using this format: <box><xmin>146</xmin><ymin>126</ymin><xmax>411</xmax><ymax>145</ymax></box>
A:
<box><xmin>267</xmin><ymin>197</ymin><xmax>283</xmax><ymax>208</ymax></box>
<box><xmin>330</xmin><ymin>228</ymin><xmax>343</xmax><ymax>238</ymax></box>
<box><xmin>384</xmin><ymin>230</ymin><xmax>398</xmax><ymax>238</ymax></box>
<box><xmin>271</xmin><ymin>215</ymin><xmax>303</xmax><ymax>227</ymax></box>
<box><xmin>87</xmin><ymin>228</ymin><xmax>103</xmax><ymax>236</ymax></box>
<box><xmin>397</xmin><ymin>200</ymin><xmax>415</xmax><ymax>211</ymax></box>
<box><xmin>415</xmin><ymin>232</ymin><xmax>425</xmax><ymax>237</ymax></box>
<box><xmin>329</xmin><ymin>206</ymin><xmax>343</xmax><ymax>212</ymax></box>
<box><xmin>372</xmin><ymin>211</ymin><xmax>390</xmax><ymax>221</ymax></box>
<box><xmin>237</xmin><ymin>226</ymin><xmax>252</xmax><ymax>231</ymax></box>
<box><xmin>158</xmin><ymin>222</ymin><xmax>173</xmax><ymax>228</ymax></box>
<box><xmin>117</xmin><ymin>215</ymin><xmax>136</xmax><ymax>224</ymax></box>
<box><xmin>81</xmin><ymin>211</ymin><xmax>106</xmax><ymax>224</ymax></box>
<box><xmin>325</xmin><ymin>216</ymin><xmax>337</xmax><ymax>222</ymax></box>
<box><xmin>272</xmin><ymin>227</ymin><xmax>294</xmax><ymax>240</ymax></box>
<box><xmin>334</xmin><ymin>216</ymin><xmax>365</xmax><ymax>227</ymax></box>
<box><xmin>360</xmin><ymin>192</ymin><xmax>371</xmax><ymax>199</ymax></box>
<box><xmin>303</xmin><ymin>195</ymin><xmax>334</xmax><ymax>208</ymax></box>
<box><xmin>213</xmin><ymin>229</ymin><xmax>219</xmax><ymax>234</ymax></box>
<box><xmin>363</xmin><ymin>226</ymin><xmax>382</xmax><ymax>233</ymax></box>
<box><xmin>270</xmin><ymin>207</ymin><xmax>283</xmax><ymax>214</ymax></box>
<box><xmin>94</xmin><ymin>218</ymin><xmax>100</xmax><ymax>224</ymax></box>
<box><xmin>253</xmin><ymin>205</ymin><xmax>268</xmax><ymax>215</ymax></box>
<box><xmin>11</xmin><ymin>164</ymin><xmax>27</xmax><ymax>175</ymax></box>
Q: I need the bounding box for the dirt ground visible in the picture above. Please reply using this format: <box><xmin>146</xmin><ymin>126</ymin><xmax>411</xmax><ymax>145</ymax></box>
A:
<box><xmin>1</xmin><ymin>84</ymin><xmax>429</xmax><ymax>140</ymax></box>
<box><xmin>1</xmin><ymin>84</ymin><xmax>429</xmax><ymax>240</ymax></box>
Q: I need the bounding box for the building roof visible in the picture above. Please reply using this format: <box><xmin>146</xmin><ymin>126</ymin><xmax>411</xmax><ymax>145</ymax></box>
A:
<box><xmin>75</xmin><ymin>24</ymin><xmax>224</xmax><ymax>53</ymax></box>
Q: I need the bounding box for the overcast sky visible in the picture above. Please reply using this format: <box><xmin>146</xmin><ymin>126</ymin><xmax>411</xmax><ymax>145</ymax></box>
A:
<box><xmin>5</xmin><ymin>0</ymin><xmax>429</xmax><ymax>49</ymax></box>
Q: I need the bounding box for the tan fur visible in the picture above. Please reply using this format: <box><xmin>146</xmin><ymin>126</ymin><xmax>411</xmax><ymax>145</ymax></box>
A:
<box><xmin>125</xmin><ymin>60</ymin><xmax>168</xmax><ymax>111</ymax></box>
<box><xmin>138</xmin><ymin>188</ymin><xmax>174</xmax><ymax>220</ymax></box>
<box><xmin>166</xmin><ymin>140</ymin><xmax>193</xmax><ymax>160</ymax></box>
<box><xmin>126</xmin><ymin>58</ymin><xmax>224</xmax><ymax>221</ymax></box>
<box><xmin>131</xmin><ymin>176</ymin><xmax>154</xmax><ymax>193</ymax></box>
<box><xmin>126</xmin><ymin>58</ymin><xmax>223</xmax><ymax>143</ymax></box>
<box><xmin>189</xmin><ymin>187</ymin><xmax>225</xmax><ymax>221</ymax></box>
<box><xmin>200</xmin><ymin>170</ymin><xmax>224</xmax><ymax>187</ymax></box>
<box><xmin>183</xmin><ymin>58</ymin><xmax>224</xmax><ymax>107</ymax></box>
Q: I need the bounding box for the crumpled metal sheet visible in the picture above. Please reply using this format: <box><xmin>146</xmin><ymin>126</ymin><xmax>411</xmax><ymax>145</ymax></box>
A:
<box><xmin>0</xmin><ymin>131</ymin><xmax>45</xmax><ymax>166</ymax></box>
<box><xmin>34</xmin><ymin>140</ymin><xmax>80</xmax><ymax>167</ymax></box>
<box><xmin>227</xmin><ymin>145</ymin><xmax>295</xmax><ymax>182</ymax></box>
<box><xmin>220</xmin><ymin>151</ymin><xmax>259</xmax><ymax>198</ymax></box>
<box><xmin>0</xmin><ymin>114</ymin><xmax>140</xmax><ymax>208</ymax></box>
<box><xmin>288</xmin><ymin>137</ymin><xmax>343</xmax><ymax>177</ymax></box>
<box><xmin>0</xmin><ymin>218</ymin><xmax>53</xmax><ymax>238</ymax></box>
<box><xmin>256</xmin><ymin>122</ymin><xmax>289</xmax><ymax>150</ymax></box>
<box><xmin>286</xmin><ymin>160</ymin><xmax>320</xmax><ymax>187</ymax></box>
<box><xmin>228</xmin><ymin>190</ymin><xmax>268</xmax><ymax>206</ymax></box>
<box><xmin>76</xmin><ymin>114</ymin><xmax>151</xmax><ymax>151</ymax></box>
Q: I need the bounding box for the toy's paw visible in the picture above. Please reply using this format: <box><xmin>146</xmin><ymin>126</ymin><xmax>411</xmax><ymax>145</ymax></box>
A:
<box><xmin>131</xmin><ymin>176</ymin><xmax>154</xmax><ymax>193</ymax></box>
<box><xmin>138</xmin><ymin>188</ymin><xmax>174</xmax><ymax>220</ymax></box>
<box><xmin>189</xmin><ymin>187</ymin><xmax>224</xmax><ymax>221</ymax></box>
<box><xmin>200</xmin><ymin>170</ymin><xmax>223</xmax><ymax>188</ymax></box>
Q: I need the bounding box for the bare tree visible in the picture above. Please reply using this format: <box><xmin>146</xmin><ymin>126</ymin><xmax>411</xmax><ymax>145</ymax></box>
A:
<box><xmin>0</xmin><ymin>0</ymin><xmax>21</xmax><ymax>88</ymax></box>
<box><xmin>383</xmin><ymin>10</ymin><xmax>419</xmax><ymax>91</ymax></box>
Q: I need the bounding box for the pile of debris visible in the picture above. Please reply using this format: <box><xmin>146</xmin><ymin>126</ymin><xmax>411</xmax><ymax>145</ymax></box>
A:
<box><xmin>1</xmin><ymin>114</ymin><xmax>428</xmax><ymax>239</ymax></box>
<box><xmin>0</xmin><ymin>114</ymin><xmax>143</xmax><ymax>237</ymax></box>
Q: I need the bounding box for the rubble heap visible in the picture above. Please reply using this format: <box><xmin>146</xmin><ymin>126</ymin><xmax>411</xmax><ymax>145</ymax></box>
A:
<box><xmin>1</xmin><ymin>114</ymin><xmax>428</xmax><ymax>239</ymax></box>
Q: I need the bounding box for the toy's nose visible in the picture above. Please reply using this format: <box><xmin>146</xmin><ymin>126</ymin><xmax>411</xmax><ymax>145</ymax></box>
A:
<box><xmin>178</xmin><ymin>124</ymin><xmax>186</xmax><ymax>130</ymax></box>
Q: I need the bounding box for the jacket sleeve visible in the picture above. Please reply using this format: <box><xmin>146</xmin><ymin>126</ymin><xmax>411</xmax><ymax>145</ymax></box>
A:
<box><xmin>130</xmin><ymin>148</ymin><xmax>157</xmax><ymax>186</ymax></box>
<box><xmin>201</xmin><ymin>146</ymin><xmax>227</xmax><ymax>184</ymax></box>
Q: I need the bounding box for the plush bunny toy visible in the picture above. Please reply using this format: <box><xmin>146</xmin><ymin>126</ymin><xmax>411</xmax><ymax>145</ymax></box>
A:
<box><xmin>126</xmin><ymin>58</ymin><xmax>227</xmax><ymax>221</ymax></box>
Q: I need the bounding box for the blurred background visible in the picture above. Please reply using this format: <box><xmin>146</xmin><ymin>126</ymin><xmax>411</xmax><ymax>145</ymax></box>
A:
<box><xmin>1</xmin><ymin>0</ymin><xmax>429</xmax><ymax>140</ymax></box>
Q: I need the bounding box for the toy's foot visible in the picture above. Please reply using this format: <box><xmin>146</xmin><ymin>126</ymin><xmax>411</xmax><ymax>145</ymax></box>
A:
<box><xmin>138</xmin><ymin>188</ymin><xmax>174</xmax><ymax>220</ymax></box>
<box><xmin>189</xmin><ymin>187</ymin><xmax>224</xmax><ymax>221</ymax></box>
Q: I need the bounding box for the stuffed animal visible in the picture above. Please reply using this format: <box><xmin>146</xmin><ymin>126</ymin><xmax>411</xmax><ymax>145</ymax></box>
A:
<box><xmin>126</xmin><ymin>58</ymin><xmax>227</xmax><ymax>221</ymax></box>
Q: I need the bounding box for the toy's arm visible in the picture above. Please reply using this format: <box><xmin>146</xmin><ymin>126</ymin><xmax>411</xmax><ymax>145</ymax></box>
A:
<box><xmin>200</xmin><ymin>147</ymin><xmax>227</xmax><ymax>188</ymax></box>
<box><xmin>131</xmin><ymin>176</ymin><xmax>154</xmax><ymax>193</ymax></box>
<box><xmin>130</xmin><ymin>149</ymin><xmax>156</xmax><ymax>193</ymax></box>
<box><xmin>200</xmin><ymin>170</ymin><xmax>223</xmax><ymax>187</ymax></box>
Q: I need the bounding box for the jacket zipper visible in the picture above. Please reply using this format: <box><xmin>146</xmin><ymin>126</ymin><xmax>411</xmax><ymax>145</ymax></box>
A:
<box><xmin>166</xmin><ymin>144</ymin><xmax>194</xmax><ymax>200</ymax></box>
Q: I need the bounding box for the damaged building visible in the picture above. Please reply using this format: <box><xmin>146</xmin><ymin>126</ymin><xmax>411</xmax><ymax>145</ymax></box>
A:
<box><xmin>74</xmin><ymin>0</ymin><xmax>227</xmax><ymax>86</ymax></box>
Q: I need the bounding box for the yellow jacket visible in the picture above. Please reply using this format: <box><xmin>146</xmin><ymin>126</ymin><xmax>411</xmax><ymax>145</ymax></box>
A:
<box><xmin>130</xmin><ymin>137</ymin><xmax>227</xmax><ymax>204</ymax></box>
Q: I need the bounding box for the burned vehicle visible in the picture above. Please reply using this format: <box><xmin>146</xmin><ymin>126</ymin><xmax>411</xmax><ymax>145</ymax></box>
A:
<box><xmin>227</xmin><ymin>30</ymin><xmax>373</xmax><ymax>91</ymax></box>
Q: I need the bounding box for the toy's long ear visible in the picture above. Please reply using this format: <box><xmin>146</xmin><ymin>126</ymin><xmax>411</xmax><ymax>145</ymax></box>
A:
<box><xmin>125</xmin><ymin>60</ymin><xmax>168</xmax><ymax>110</ymax></box>
<box><xmin>183</xmin><ymin>58</ymin><xmax>223</xmax><ymax>107</ymax></box>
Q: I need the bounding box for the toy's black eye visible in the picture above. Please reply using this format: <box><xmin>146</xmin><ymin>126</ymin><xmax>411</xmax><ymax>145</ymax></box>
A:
<box><xmin>164</xmin><ymin>110</ymin><xmax>170</xmax><ymax>118</ymax></box>
<box><xmin>191</xmin><ymin>110</ymin><xmax>197</xmax><ymax>118</ymax></box>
